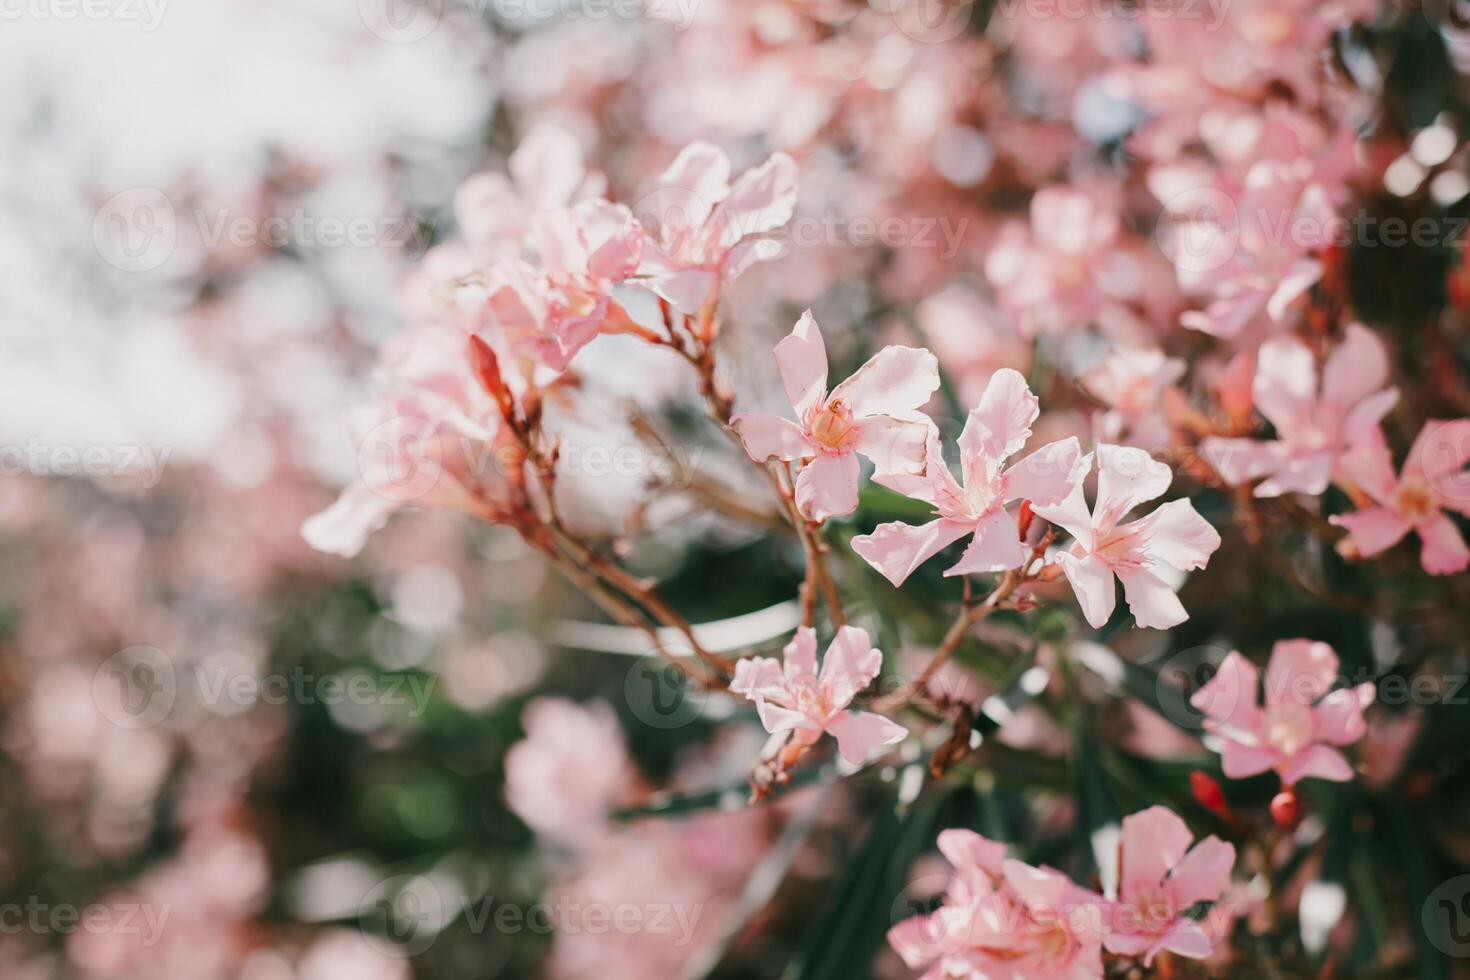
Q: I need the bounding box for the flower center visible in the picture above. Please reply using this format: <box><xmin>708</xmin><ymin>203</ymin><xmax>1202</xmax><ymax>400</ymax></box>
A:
<box><xmin>790</xmin><ymin>676</ymin><xmax>831</xmax><ymax>719</ymax></box>
<box><xmin>810</xmin><ymin>400</ymin><xmax>856</xmax><ymax>451</ymax></box>
<box><xmin>1263</xmin><ymin>701</ymin><xmax>1314</xmax><ymax>757</ymax></box>
<box><xmin>1395</xmin><ymin>478</ymin><xmax>1438</xmax><ymax>524</ymax></box>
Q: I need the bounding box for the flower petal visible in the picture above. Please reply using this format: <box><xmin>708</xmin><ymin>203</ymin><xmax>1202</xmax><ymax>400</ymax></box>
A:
<box><xmin>730</xmin><ymin>655</ymin><xmax>789</xmax><ymax>702</ymax></box>
<box><xmin>1279</xmin><ymin>744</ymin><xmax>1354</xmax><ymax>784</ymax></box>
<box><xmin>1055</xmin><ymin>551</ymin><xmax>1117</xmax><ymax>628</ymax></box>
<box><xmin>945</xmin><ymin>506</ymin><xmax>1025</xmax><ymax>576</ymax></box>
<box><xmin>825</xmin><ymin>710</ymin><xmax>907</xmax><ymax>764</ymax></box>
<box><xmin>1191</xmin><ymin>652</ymin><xmax>1264</xmax><ymax>733</ymax></box>
<box><xmin>1321</xmin><ymin>323</ymin><xmax>1390</xmax><ymax>414</ymax></box>
<box><xmin>959</xmin><ymin>368</ymin><xmax>1038</xmax><ymax>480</ymax></box>
<box><xmin>1201</xmin><ymin>437</ymin><xmax>1289</xmax><ymax>489</ymax></box>
<box><xmin>1031</xmin><ymin>484</ymin><xmax>1096</xmax><ymax>551</ymax></box>
<box><xmin>301</xmin><ymin>484</ymin><xmax>400</xmax><ymax>559</ymax></box>
<box><xmin>1328</xmin><ymin>506</ymin><xmax>1411</xmax><ymax>558</ymax></box>
<box><xmin>1264</xmin><ymin>639</ymin><xmax>1338</xmax><ymax>708</ymax></box>
<box><xmin>712</xmin><ymin>151</ymin><xmax>798</xmax><ymax>253</ymax></box>
<box><xmin>853</xmin><ymin>415</ymin><xmax>934</xmax><ymax>476</ymax></box>
<box><xmin>1166</xmin><ymin>836</ymin><xmax>1235</xmax><ymax>908</ymax></box>
<box><xmin>1221</xmin><ymin>738</ymin><xmax>1280</xmax><ymax>779</ymax></box>
<box><xmin>1251</xmin><ymin>333</ymin><xmax>1317</xmax><ymax>438</ymax></box>
<box><xmin>1314</xmin><ymin>682</ymin><xmax>1375</xmax><ymax>746</ymax></box>
<box><xmin>1418</xmin><ymin>513</ymin><xmax>1470</xmax><ymax>575</ymax></box>
<box><xmin>795</xmin><ymin>452</ymin><xmax>861</xmax><ymax>521</ymax></box>
<box><xmin>1115</xmin><ymin>564</ymin><xmax>1189</xmax><ymax>629</ymax></box>
<box><xmin>1003</xmin><ymin>438</ymin><xmax>1089</xmax><ymax>507</ymax></box>
<box><xmin>819</xmin><ymin>625</ymin><xmax>883</xmax><ymax>702</ymax></box>
<box><xmin>731</xmin><ymin>412</ymin><xmax>816</xmax><ymax>462</ymax></box>
<box><xmin>1125</xmin><ymin>499</ymin><xmax>1220</xmax><ymax>572</ymax></box>
<box><xmin>828</xmin><ymin>345</ymin><xmax>941</xmax><ymax>418</ymax></box>
<box><xmin>1147</xmin><ymin>918</ymin><xmax>1215</xmax><ymax>965</ymax></box>
<box><xmin>852</xmin><ymin>517</ymin><xmax>975</xmax><ymax>587</ymax></box>
<box><xmin>1095</xmin><ymin>444</ymin><xmax>1172</xmax><ymax>524</ymax></box>
<box><xmin>782</xmin><ymin>627</ymin><xmax>819</xmax><ymax>685</ymax></box>
<box><xmin>774</xmin><ymin>311</ymin><xmax>828</xmax><ymax>417</ymax></box>
<box><xmin>1119</xmin><ymin>806</ymin><xmax>1193</xmax><ymax>903</ymax></box>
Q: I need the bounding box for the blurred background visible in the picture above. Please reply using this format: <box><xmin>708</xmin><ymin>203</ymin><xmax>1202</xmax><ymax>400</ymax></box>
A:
<box><xmin>3</xmin><ymin>0</ymin><xmax>1470</xmax><ymax>977</ymax></box>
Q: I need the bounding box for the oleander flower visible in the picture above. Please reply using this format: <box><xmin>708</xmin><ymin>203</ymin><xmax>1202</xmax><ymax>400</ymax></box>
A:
<box><xmin>1190</xmin><ymin>640</ymin><xmax>1375</xmax><ymax>784</ymax></box>
<box><xmin>1202</xmin><ymin>324</ymin><xmax>1398</xmax><ymax>498</ymax></box>
<box><xmin>1329</xmin><ymin>419</ymin><xmax>1470</xmax><ymax>575</ymax></box>
<box><xmin>731</xmin><ymin>311</ymin><xmax>940</xmax><ymax>521</ymax></box>
<box><xmin>887</xmin><ymin>828</ymin><xmax>1107</xmax><ymax>980</ymax></box>
<box><xmin>1105</xmin><ymin>806</ymin><xmax>1235</xmax><ymax>965</ymax></box>
<box><xmin>729</xmin><ymin>626</ymin><xmax>906</xmax><ymax>764</ymax></box>
<box><xmin>852</xmin><ymin>369</ymin><xmax>1088</xmax><ymax>586</ymax></box>
<box><xmin>633</xmin><ymin>142</ymin><xmax>799</xmax><ymax>313</ymax></box>
<box><xmin>1033</xmin><ymin>445</ymin><xmax>1221</xmax><ymax>629</ymax></box>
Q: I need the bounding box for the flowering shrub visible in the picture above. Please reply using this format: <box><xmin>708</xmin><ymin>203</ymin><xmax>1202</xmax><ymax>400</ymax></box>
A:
<box><xmin>6</xmin><ymin>0</ymin><xmax>1470</xmax><ymax>978</ymax></box>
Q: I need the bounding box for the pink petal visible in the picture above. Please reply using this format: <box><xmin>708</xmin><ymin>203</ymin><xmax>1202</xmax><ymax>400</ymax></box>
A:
<box><xmin>1125</xmin><ymin>500</ymin><xmax>1220</xmax><ymax>572</ymax></box>
<box><xmin>1256</xmin><ymin>449</ymin><xmax>1335</xmax><ymax>498</ymax></box>
<box><xmin>645</xmin><ymin>268</ymin><xmax>718</xmax><ymax>313</ymax></box>
<box><xmin>1251</xmin><ymin>334</ymin><xmax>1317</xmax><ymax>439</ymax></box>
<box><xmin>1314</xmin><ymin>683</ymin><xmax>1374</xmax><ymax>746</ymax></box>
<box><xmin>508</xmin><ymin>124</ymin><xmax>586</xmax><ymax>211</ymax></box>
<box><xmin>1146</xmin><ymin>918</ymin><xmax>1215</xmax><ymax>965</ymax></box>
<box><xmin>825</xmin><ymin>710</ymin><xmax>907</xmax><ymax>764</ymax></box>
<box><xmin>754</xmin><ymin>699</ymin><xmax>821</xmax><ymax>737</ymax></box>
<box><xmin>945</xmin><ymin>506</ymin><xmax>1024</xmax><ymax>577</ymax></box>
<box><xmin>1201</xmin><ymin>437</ymin><xmax>1289</xmax><ymax>489</ymax></box>
<box><xmin>1119</xmin><ymin>806</ymin><xmax>1193</xmax><ymax>903</ymax></box>
<box><xmin>1410</xmin><ymin>419</ymin><xmax>1470</xmax><ymax>512</ymax></box>
<box><xmin>1321</xmin><ymin>323</ymin><xmax>1390</xmax><ymax>413</ymax></box>
<box><xmin>852</xmin><ymin>415</ymin><xmax>934</xmax><ymax>476</ymax></box>
<box><xmin>852</xmin><ymin>517</ymin><xmax>975</xmax><ymax>587</ymax></box>
<box><xmin>1032</xmin><ymin>484</ymin><xmax>1096</xmax><ymax>550</ymax></box>
<box><xmin>959</xmin><ymin>368</ymin><xmax>1039</xmax><ymax>480</ymax></box>
<box><xmin>1102</xmin><ymin>931</ymin><xmax>1156</xmax><ymax>958</ymax></box>
<box><xmin>1279</xmin><ymin>744</ymin><xmax>1354</xmax><ymax>784</ymax></box>
<box><xmin>1180</xmin><ymin>288</ymin><xmax>1268</xmax><ymax>339</ymax></box>
<box><xmin>653</xmin><ymin>142</ymin><xmax>730</xmax><ymax>230</ymax></box>
<box><xmin>1000</xmin><ymin>860</ymin><xmax>1070</xmax><ymax>909</ymax></box>
<box><xmin>730</xmin><ymin>656</ymin><xmax>789</xmax><ymax>702</ymax></box>
<box><xmin>1328</xmin><ymin>506</ymin><xmax>1411</xmax><ymax>558</ymax></box>
<box><xmin>1191</xmin><ymin>652</ymin><xmax>1264</xmax><ymax>733</ymax></box>
<box><xmin>1221</xmin><ymin>738</ymin><xmax>1280</xmax><ymax>779</ymax></box>
<box><xmin>782</xmin><ymin>627</ymin><xmax>819</xmax><ymax>684</ymax></box>
<box><xmin>795</xmin><ymin>452</ymin><xmax>861</xmax><ymax>521</ymax></box>
<box><xmin>1115</xmin><ymin>564</ymin><xmax>1188</xmax><ymax>629</ymax></box>
<box><xmin>937</xmin><ymin>829</ymin><xmax>1008</xmax><ymax>880</ymax></box>
<box><xmin>712</xmin><ymin>152</ymin><xmax>799</xmax><ymax>253</ymax></box>
<box><xmin>774</xmin><ymin>311</ymin><xmax>829</xmax><ymax>417</ymax></box>
<box><xmin>828</xmin><ymin>345</ymin><xmax>941</xmax><ymax>419</ymax></box>
<box><xmin>819</xmin><ymin>625</ymin><xmax>883</xmax><ymax>703</ymax></box>
<box><xmin>1095</xmin><ymin>444</ymin><xmax>1173</xmax><ymax>525</ymax></box>
<box><xmin>1264</xmin><ymin>639</ymin><xmax>1338</xmax><ymax>708</ymax></box>
<box><xmin>887</xmin><ymin>912</ymin><xmax>953</xmax><ymax>970</ymax></box>
<box><xmin>1418</xmin><ymin>513</ymin><xmax>1470</xmax><ymax>575</ymax></box>
<box><xmin>1165</xmin><ymin>837</ymin><xmax>1235</xmax><ymax>908</ymax></box>
<box><xmin>301</xmin><ymin>484</ymin><xmax>400</xmax><ymax>559</ymax></box>
<box><xmin>1264</xmin><ymin>258</ymin><xmax>1322</xmax><ymax>323</ymax></box>
<box><xmin>1336</xmin><ymin>427</ymin><xmax>1400</xmax><ymax>505</ymax></box>
<box><xmin>1055</xmin><ymin>552</ymin><xmax>1117</xmax><ymax>628</ymax></box>
<box><xmin>731</xmin><ymin>412</ymin><xmax>815</xmax><ymax>463</ymax></box>
<box><xmin>1342</xmin><ymin>388</ymin><xmax>1400</xmax><ymax>448</ymax></box>
<box><xmin>1003</xmin><ymin>438</ymin><xmax>1089</xmax><ymax>507</ymax></box>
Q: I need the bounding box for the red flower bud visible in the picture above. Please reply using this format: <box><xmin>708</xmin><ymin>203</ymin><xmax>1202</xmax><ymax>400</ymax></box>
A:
<box><xmin>1270</xmin><ymin>788</ymin><xmax>1301</xmax><ymax>829</ymax></box>
<box><xmin>1190</xmin><ymin>770</ymin><xmax>1228</xmax><ymax>815</ymax></box>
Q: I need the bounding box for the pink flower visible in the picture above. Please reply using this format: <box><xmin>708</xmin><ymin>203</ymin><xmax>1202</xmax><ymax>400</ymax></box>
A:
<box><xmin>1105</xmin><ymin>806</ymin><xmax>1235</xmax><ymax>966</ymax></box>
<box><xmin>731</xmin><ymin>311</ymin><xmax>940</xmax><ymax>521</ymax></box>
<box><xmin>1082</xmin><ymin>348</ymin><xmax>1186</xmax><ymax>449</ymax></box>
<box><xmin>1033</xmin><ymin>445</ymin><xmax>1221</xmax><ymax>629</ymax></box>
<box><xmin>1329</xmin><ymin>419</ymin><xmax>1470</xmax><ymax>575</ymax></box>
<box><xmin>1190</xmin><ymin>640</ymin><xmax>1375</xmax><ymax>784</ymax></box>
<box><xmin>472</xmin><ymin>199</ymin><xmax>644</xmax><ymax>374</ymax></box>
<box><xmin>887</xmin><ymin>828</ymin><xmax>1107</xmax><ymax>980</ymax></box>
<box><xmin>633</xmin><ymin>142</ymin><xmax>799</xmax><ymax>313</ymax></box>
<box><xmin>1202</xmin><ymin>325</ymin><xmax>1398</xmax><ymax>497</ymax></box>
<box><xmin>729</xmin><ymin>625</ymin><xmax>906</xmax><ymax>764</ymax></box>
<box><xmin>852</xmin><ymin>369</ymin><xmax>1088</xmax><ymax>587</ymax></box>
<box><xmin>504</xmin><ymin>698</ymin><xmax>634</xmax><ymax>847</ymax></box>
